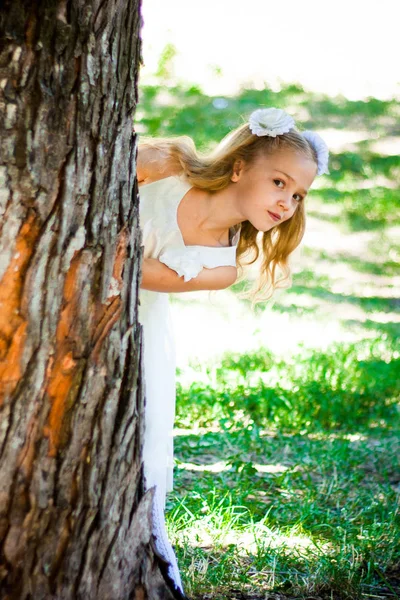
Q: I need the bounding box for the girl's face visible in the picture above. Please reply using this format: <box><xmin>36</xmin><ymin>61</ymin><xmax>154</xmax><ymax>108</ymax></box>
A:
<box><xmin>231</xmin><ymin>149</ymin><xmax>317</xmax><ymax>232</ymax></box>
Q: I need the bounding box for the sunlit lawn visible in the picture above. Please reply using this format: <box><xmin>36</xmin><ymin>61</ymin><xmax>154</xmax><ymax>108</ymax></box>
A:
<box><xmin>168</xmin><ymin>333</ymin><xmax>399</xmax><ymax>598</ymax></box>
<box><xmin>170</xmin><ymin>428</ymin><xmax>399</xmax><ymax>599</ymax></box>
<box><xmin>137</xmin><ymin>77</ymin><xmax>400</xmax><ymax>599</ymax></box>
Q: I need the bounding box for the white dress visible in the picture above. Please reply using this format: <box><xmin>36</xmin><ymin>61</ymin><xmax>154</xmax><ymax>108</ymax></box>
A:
<box><xmin>137</xmin><ymin>173</ymin><xmax>240</xmax><ymax>591</ymax></box>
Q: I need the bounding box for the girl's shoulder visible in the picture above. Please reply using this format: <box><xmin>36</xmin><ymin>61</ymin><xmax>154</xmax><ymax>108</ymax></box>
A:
<box><xmin>137</xmin><ymin>146</ymin><xmax>181</xmax><ymax>185</ymax></box>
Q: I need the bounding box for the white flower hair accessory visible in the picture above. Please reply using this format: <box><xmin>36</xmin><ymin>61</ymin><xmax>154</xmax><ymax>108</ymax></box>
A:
<box><xmin>248</xmin><ymin>107</ymin><xmax>295</xmax><ymax>138</ymax></box>
<box><xmin>302</xmin><ymin>130</ymin><xmax>330</xmax><ymax>176</ymax></box>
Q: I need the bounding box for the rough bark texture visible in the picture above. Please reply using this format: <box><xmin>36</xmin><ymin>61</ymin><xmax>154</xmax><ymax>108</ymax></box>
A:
<box><xmin>0</xmin><ymin>1</ymin><xmax>184</xmax><ymax>598</ymax></box>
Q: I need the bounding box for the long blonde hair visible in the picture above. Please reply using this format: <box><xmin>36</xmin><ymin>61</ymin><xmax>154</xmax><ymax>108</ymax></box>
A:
<box><xmin>138</xmin><ymin>119</ymin><xmax>318</xmax><ymax>306</ymax></box>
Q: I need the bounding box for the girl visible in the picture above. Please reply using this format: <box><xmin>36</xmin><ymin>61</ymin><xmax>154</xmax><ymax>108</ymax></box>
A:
<box><xmin>137</xmin><ymin>107</ymin><xmax>329</xmax><ymax>594</ymax></box>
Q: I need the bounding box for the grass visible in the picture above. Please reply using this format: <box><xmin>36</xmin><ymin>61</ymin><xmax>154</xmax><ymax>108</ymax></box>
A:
<box><xmin>137</xmin><ymin>56</ymin><xmax>400</xmax><ymax>599</ymax></box>
<box><xmin>167</xmin><ymin>339</ymin><xmax>400</xmax><ymax>599</ymax></box>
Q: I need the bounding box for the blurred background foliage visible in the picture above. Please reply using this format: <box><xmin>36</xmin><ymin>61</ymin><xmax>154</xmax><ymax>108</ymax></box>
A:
<box><xmin>136</xmin><ymin>44</ymin><xmax>400</xmax><ymax>232</ymax></box>
<box><xmin>136</xmin><ymin>42</ymin><xmax>400</xmax><ymax>600</ymax></box>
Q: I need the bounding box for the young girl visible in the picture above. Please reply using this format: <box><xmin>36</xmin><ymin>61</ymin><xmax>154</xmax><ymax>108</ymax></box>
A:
<box><xmin>137</xmin><ymin>107</ymin><xmax>329</xmax><ymax>594</ymax></box>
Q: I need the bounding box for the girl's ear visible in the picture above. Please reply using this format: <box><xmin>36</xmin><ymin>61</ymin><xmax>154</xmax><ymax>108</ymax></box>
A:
<box><xmin>231</xmin><ymin>158</ymin><xmax>245</xmax><ymax>182</ymax></box>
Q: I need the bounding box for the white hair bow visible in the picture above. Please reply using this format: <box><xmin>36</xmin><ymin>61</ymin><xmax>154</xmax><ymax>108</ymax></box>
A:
<box><xmin>248</xmin><ymin>107</ymin><xmax>329</xmax><ymax>176</ymax></box>
<box><xmin>302</xmin><ymin>130</ymin><xmax>330</xmax><ymax>175</ymax></box>
<box><xmin>248</xmin><ymin>108</ymin><xmax>295</xmax><ymax>137</ymax></box>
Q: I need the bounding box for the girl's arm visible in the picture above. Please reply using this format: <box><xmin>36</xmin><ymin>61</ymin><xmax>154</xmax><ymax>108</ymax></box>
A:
<box><xmin>140</xmin><ymin>258</ymin><xmax>237</xmax><ymax>292</ymax></box>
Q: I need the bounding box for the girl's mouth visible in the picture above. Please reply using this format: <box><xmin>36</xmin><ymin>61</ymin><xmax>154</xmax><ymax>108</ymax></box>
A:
<box><xmin>268</xmin><ymin>211</ymin><xmax>281</xmax><ymax>222</ymax></box>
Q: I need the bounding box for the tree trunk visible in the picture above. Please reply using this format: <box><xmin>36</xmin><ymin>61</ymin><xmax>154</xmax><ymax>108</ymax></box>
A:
<box><xmin>0</xmin><ymin>2</ymin><xmax>184</xmax><ymax>598</ymax></box>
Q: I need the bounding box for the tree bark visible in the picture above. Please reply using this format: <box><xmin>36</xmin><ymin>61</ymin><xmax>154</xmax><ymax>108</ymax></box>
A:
<box><xmin>0</xmin><ymin>1</ymin><xmax>184</xmax><ymax>598</ymax></box>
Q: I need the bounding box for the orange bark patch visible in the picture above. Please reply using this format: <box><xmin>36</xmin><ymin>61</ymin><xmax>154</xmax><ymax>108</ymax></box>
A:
<box><xmin>44</xmin><ymin>227</ymin><xmax>129</xmax><ymax>455</ymax></box>
<box><xmin>44</xmin><ymin>253</ymin><xmax>86</xmax><ymax>457</ymax></box>
<box><xmin>45</xmin><ymin>351</ymin><xmax>78</xmax><ymax>457</ymax></box>
<box><xmin>0</xmin><ymin>213</ymin><xmax>40</xmax><ymax>404</ymax></box>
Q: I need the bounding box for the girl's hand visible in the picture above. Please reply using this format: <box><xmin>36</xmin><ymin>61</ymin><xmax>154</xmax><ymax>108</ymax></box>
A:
<box><xmin>140</xmin><ymin>258</ymin><xmax>237</xmax><ymax>293</ymax></box>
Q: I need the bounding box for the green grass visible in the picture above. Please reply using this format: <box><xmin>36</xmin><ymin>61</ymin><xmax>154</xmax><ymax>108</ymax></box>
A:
<box><xmin>175</xmin><ymin>341</ymin><xmax>399</xmax><ymax>432</ymax></box>
<box><xmin>168</xmin><ymin>339</ymin><xmax>400</xmax><ymax>599</ymax></box>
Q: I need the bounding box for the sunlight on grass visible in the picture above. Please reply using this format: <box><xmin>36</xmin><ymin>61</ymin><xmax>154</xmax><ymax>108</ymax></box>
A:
<box><xmin>178</xmin><ymin>461</ymin><xmax>229</xmax><ymax>473</ymax></box>
<box><xmin>174</xmin><ymin>520</ymin><xmax>332</xmax><ymax>556</ymax></box>
<box><xmin>178</xmin><ymin>460</ymin><xmax>290</xmax><ymax>474</ymax></box>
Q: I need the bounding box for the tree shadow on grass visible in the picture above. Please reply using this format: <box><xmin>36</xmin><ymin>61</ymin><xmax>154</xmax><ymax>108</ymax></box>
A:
<box><xmin>306</xmin><ymin>249</ymin><xmax>400</xmax><ymax>278</ymax></box>
<box><xmin>231</xmin><ymin>273</ymin><xmax>399</xmax><ymax>315</ymax></box>
<box><xmin>310</xmin><ymin>183</ymin><xmax>400</xmax><ymax>231</ymax></box>
<box><xmin>344</xmin><ymin>318</ymin><xmax>400</xmax><ymax>341</ymax></box>
<box><xmin>248</xmin><ymin>286</ymin><xmax>399</xmax><ymax>316</ymax></box>
<box><xmin>285</xmin><ymin>285</ymin><xmax>400</xmax><ymax>313</ymax></box>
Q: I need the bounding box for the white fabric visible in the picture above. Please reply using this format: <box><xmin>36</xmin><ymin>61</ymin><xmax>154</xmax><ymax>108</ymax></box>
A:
<box><xmin>301</xmin><ymin>130</ymin><xmax>330</xmax><ymax>175</ymax></box>
<box><xmin>151</xmin><ymin>486</ymin><xmax>184</xmax><ymax>593</ymax></box>
<box><xmin>138</xmin><ymin>174</ymin><xmax>240</xmax><ymax>500</ymax></box>
<box><xmin>138</xmin><ymin>174</ymin><xmax>240</xmax><ymax>591</ymax></box>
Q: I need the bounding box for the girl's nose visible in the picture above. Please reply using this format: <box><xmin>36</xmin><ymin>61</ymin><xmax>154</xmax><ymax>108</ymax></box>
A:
<box><xmin>278</xmin><ymin>193</ymin><xmax>292</xmax><ymax>210</ymax></box>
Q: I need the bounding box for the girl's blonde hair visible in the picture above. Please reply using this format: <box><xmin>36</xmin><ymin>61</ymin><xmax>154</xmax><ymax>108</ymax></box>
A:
<box><xmin>138</xmin><ymin>119</ymin><xmax>318</xmax><ymax>306</ymax></box>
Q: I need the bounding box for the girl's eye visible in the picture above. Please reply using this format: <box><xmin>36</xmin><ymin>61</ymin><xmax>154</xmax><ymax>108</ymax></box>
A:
<box><xmin>273</xmin><ymin>179</ymin><xmax>284</xmax><ymax>188</ymax></box>
<box><xmin>274</xmin><ymin>179</ymin><xmax>303</xmax><ymax>202</ymax></box>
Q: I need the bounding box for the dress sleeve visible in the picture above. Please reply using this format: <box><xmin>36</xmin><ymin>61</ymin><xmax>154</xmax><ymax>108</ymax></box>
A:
<box><xmin>158</xmin><ymin>247</ymin><xmax>204</xmax><ymax>282</ymax></box>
